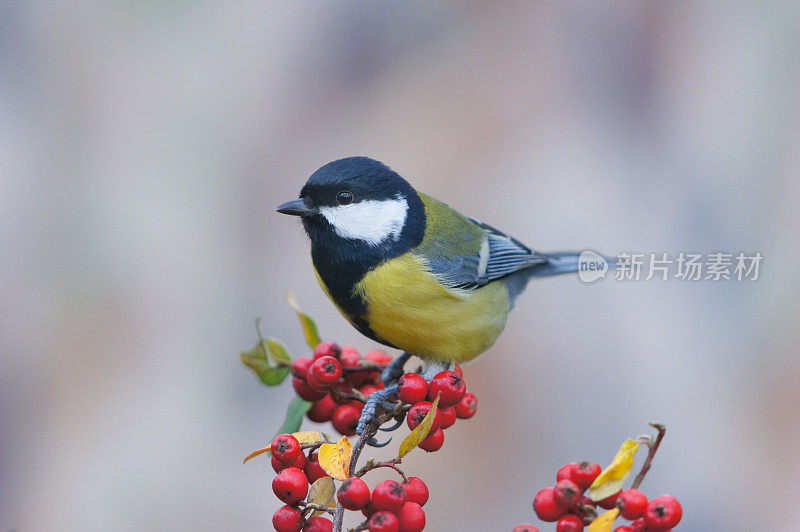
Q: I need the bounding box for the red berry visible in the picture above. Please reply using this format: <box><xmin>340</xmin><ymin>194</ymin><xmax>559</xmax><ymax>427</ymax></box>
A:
<box><xmin>331</xmin><ymin>404</ymin><xmax>360</xmax><ymax>436</ymax></box>
<box><xmin>361</xmin><ymin>500</ymin><xmax>377</xmax><ymax>519</ymax></box>
<box><xmin>271</xmin><ymin>434</ymin><xmax>302</xmax><ymax>464</ymax></box>
<box><xmin>340</xmin><ymin>346</ymin><xmax>361</xmax><ymax>366</ymax></box>
<box><xmin>397</xmin><ymin>502</ymin><xmax>426</xmax><ymax>532</ymax></box>
<box><xmin>511</xmin><ymin>526</ymin><xmax>541</xmax><ymax>532</ymax></box>
<box><xmin>271</xmin><ymin>452</ymin><xmax>306</xmax><ymax>473</ymax></box>
<box><xmin>402</xmin><ymin>477</ymin><xmax>429</xmax><ymax>506</ymax></box>
<box><xmin>613</xmin><ymin>527</ymin><xmax>635</xmax><ymax>532</ymax></box>
<box><xmin>273</xmin><ymin>505</ymin><xmax>305</xmax><ymax>532</ymax></box>
<box><xmin>553</xmin><ymin>479</ymin><xmax>582</xmax><ymax>509</ymax></box>
<box><xmin>556</xmin><ymin>463</ymin><xmax>578</xmax><ymax>483</ymax></box>
<box><xmin>406</xmin><ymin>402</ymin><xmax>441</xmax><ymax>433</ymax></box>
<box><xmin>302</xmin><ymin>516</ymin><xmax>333</xmax><ymax>532</ymax></box>
<box><xmin>311</xmin><ymin>356</ymin><xmax>343</xmax><ymax>386</ymax></box>
<box><xmin>628</xmin><ymin>519</ymin><xmax>646</xmax><ymax>532</ymax></box>
<box><xmin>272</xmin><ymin>466</ymin><xmax>309</xmax><ymax>505</ymax></box>
<box><xmin>359</xmin><ymin>384</ymin><xmax>380</xmax><ymax>398</ymax></box>
<box><xmin>371</xmin><ymin>480</ymin><xmax>407</xmax><ymax>513</ymax></box>
<box><xmin>398</xmin><ymin>374</ymin><xmax>428</xmax><ymax>404</ymax></box>
<box><xmin>571</xmin><ymin>462</ymin><xmax>602</xmax><ymax>490</ymax></box>
<box><xmin>454</xmin><ymin>391</ymin><xmax>478</xmax><ymax>419</ymax></box>
<box><xmin>304</xmin><ymin>453</ymin><xmax>328</xmax><ymax>484</ymax></box>
<box><xmin>365</xmin><ymin>350</ymin><xmax>393</xmax><ymax>365</ymax></box>
<box><xmin>313</xmin><ymin>341</ymin><xmax>341</xmax><ymax>360</ymax></box>
<box><xmin>596</xmin><ymin>491</ymin><xmax>621</xmax><ymax>510</ymax></box>
<box><xmin>644</xmin><ymin>495</ymin><xmax>682</xmax><ymax>529</ymax></box>
<box><xmin>368</xmin><ymin>511</ymin><xmax>400</xmax><ymax>532</ymax></box>
<box><xmin>533</xmin><ymin>487</ymin><xmax>568</xmax><ymax>522</ymax></box>
<box><xmin>307</xmin><ymin>394</ymin><xmax>337</xmax><ymax>423</ymax></box>
<box><xmin>305</xmin><ymin>368</ymin><xmax>328</xmax><ymax>392</ymax></box>
<box><xmin>330</xmin><ymin>381</ymin><xmax>356</xmax><ymax>405</ymax></box>
<box><xmin>618</xmin><ymin>489</ymin><xmax>648</xmax><ymax>520</ymax></box>
<box><xmin>293</xmin><ymin>376</ymin><xmax>326</xmax><ymax>401</ymax></box>
<box><xmin>342</xmin><ymin>347</ymin><xmax>367</xmax><ymax>385</ymax></box>
<box><xmin>556</xmin><ymin>514</ymin><xmax>584</xmax><ymax>532</ymax></box>
<box><xmin>438</xmin><ymin>406</ymin><xmax>457</xmax><ymax>429</ymax></box>
<box><xmin>427</xmin><ymin>371</ymin><xmax>466</xmax><ymax>407</ymax></box>
<box><xmin>291</xmin><ymin>356</ymin><xmax>313</xmax><ymax>379</ymax></box>
<box><xmin>337</xmin><ymin>477</ymin><xmax>371</xmax><ymax>510</ymax></box>
<box><xmin>417</xmin><ymin>428</ymin><xmax>444</xmax><ymax>452</ymax></box>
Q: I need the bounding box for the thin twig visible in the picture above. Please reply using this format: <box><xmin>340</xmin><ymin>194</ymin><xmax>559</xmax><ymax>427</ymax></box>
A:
<box><xmin>631</xmin><ymin>422</ymin><xmax>666</xmax><ymax>490</ymax></box>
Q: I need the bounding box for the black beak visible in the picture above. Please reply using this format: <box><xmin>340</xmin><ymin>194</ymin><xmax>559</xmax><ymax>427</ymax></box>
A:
<box><xmin>276</xmin><ymin>198</ymin><xmax>317</xmax><ymax>217</ymax></box>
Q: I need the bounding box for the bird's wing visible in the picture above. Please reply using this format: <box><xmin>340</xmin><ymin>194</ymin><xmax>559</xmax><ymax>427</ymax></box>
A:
<box><xmin>413</xmin><ymin>193</ymin><xmax>549</xmax><ymax>290</ymax></box>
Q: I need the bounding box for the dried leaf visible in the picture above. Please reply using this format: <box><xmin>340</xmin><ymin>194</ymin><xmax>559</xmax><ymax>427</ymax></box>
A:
<box><xmin>589</xmin><ymin>438</ymin><xmax>640</xmax><ymax>501</ymax></box>
<box><xmin>307</xmin><ymin>476</ymin><xmax>336</xmax><ymax>517</ymax></box>
<box><xmin>317</xmin><ymin>436</ymin><xmax>352</xmax><ymax>480</ymax></box>
<box><xmin>398</xmin><ymin>394</ymin><xmax>440</xmax><ymax>459</ymax></box>
<box><xmin>287</xmin><ymin>290</ymin><xmax>322</xmax><ymax>349</ymax></box>
<box><xmin>587</xmin><ymin>508</ymin><xmax>619</xmax><ymax>532</ymax></box>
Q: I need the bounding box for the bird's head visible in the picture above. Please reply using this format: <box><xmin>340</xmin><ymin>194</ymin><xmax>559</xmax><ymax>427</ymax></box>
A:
<box><xmin>277</xmin><ymin>157</ymin><xmax>425</xmax><ymax>258</ymax></box>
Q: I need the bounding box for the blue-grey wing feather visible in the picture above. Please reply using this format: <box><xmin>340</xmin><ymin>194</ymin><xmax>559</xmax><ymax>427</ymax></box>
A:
<box><xmin>422</xmin><ymin>218</ymin><xmax>548</xmax><ymax>290</ymax></box>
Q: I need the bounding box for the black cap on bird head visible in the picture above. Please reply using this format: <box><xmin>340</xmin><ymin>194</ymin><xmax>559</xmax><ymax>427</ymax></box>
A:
<box><xmin>276</xmin><ymin>157</ymin><xmax>426</xmax><ymax>252</ymax></box>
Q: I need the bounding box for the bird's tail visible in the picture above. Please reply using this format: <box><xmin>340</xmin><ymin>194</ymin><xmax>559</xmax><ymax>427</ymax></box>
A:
<box><xmin>505</xmin><ymin>250</ymin><xmax>617</xmax><ymax>303</ymax></box>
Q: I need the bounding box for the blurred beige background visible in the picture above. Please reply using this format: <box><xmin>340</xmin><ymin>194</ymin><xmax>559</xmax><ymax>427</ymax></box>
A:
<box><xmin>2</xmin><ymin>2</ymin><xmax>799</xmax><ymax>531</ymax></box>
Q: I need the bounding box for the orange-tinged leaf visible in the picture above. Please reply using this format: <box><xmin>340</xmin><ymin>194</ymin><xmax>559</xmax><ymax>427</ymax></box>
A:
<box><xmin>287</xmin><ymin>290</ymin><xmax>322</xmax><ymax>349</ymax></box>
<box><xmin>317</xmin><ymin>436</ymin><xmax>352</xmax><ymax>480</ymax></box>
<box><xmin>307</xmin><ymin>476</ymin><xmax>336</xmax><ymax>517</ymax></box>
<box><xmin>589</xmin><ymin>438</ymin><xmax>640</xmax><ymax>501</ymax></box>
<box><xmin>243</xmin><ymin>430</ymin><xmax>323</xmax><ymax>463</ymax></box>
<box><xmin>587</xmin><ymin>508</ymin><xmax>619</xmax><ymax>532</ymax></box>
<box><xmin>398</xmin><ymin>393</ymin><xmax>440</xmax><ymax>459</ymax></box>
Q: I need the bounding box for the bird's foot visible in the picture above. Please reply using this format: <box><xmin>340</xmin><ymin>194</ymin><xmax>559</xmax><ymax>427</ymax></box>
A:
<box><xmin>356</xmin><ymin>383</ymin><xmax>399</xmax><ymax>437</ymax></box>
<box><xmin>380</xmin><ymin>352</ymin><xmax>411</xmax><ymax>386</ymax></box>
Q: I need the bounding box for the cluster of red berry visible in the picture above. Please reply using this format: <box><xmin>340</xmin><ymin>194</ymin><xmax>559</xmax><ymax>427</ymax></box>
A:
<box><xmin>339</xmin><ymin>476</ymin><xmax>428</xmax><ymax>532</ymax></box>
<box><xmin>397</xmin><ymin>369</ymin><xmax>477</xmax><ymax>452</ymax></box>
<box><xmin>270</xmin><ymin>432</ymin><xmax>332</xmax><ymax>531</ymax></box>
<box><xmin>269</xmin><ymin>430</ymin><xmax>431</xmax><ymax>532</ymax></box>
<box><xmin>267</xmin><ymin>341</ymin><xmax>482</xmax><ymax>531</ymax></box>
<box><xmin>513</xmin><ymin>461</ymin><xmax>682</xmax><ymax>532</ymax></box>
<box><xmin>290</xmin><ymin>342</ymin><xmax>392</xmax><ymax>436</ymax></box>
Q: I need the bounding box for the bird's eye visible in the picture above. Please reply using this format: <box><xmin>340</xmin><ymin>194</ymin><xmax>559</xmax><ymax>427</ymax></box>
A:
<box><xmin>336</xmin><ymin>190</ymin><xmax>353</xmax><ymax>205</ymax></box>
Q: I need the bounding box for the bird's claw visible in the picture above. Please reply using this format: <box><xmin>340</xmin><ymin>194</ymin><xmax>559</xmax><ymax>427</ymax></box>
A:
<box><xmin>367</xmin><ymin>435</ymin><xmax>393</xmax><ymax>448</ymax></box>
<box><xmin>356</xmin><ymin>383</ymin><xmax>399</xmax><ymax>435</ymax></box>
<box><xmin>380</xmin><ymin>352</ymin><xmax>411</xmax><ymax>386</ymax></box>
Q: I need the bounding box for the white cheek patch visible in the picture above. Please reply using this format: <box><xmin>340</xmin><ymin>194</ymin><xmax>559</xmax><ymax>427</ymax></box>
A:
<box><xmin>319</xmin><ymin>195</ymin><xmax>408</xmax><ymax>246</ymax></box>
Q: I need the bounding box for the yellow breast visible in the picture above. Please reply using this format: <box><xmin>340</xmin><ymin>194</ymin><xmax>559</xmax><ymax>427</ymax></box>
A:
<box><xmin>353</xmin><ymin>253</ymin><xmax>511</xmax><ymax>363</ymax></box>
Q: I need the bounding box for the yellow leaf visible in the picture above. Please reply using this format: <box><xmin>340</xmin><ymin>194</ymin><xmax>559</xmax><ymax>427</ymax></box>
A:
<box><xmin>589</xmin><ymin>438</ymin><xmax>640</xmax><ymax>501</ymax></box>
<box><xmin>317</xmin><ymin>436</ymin><xmax>352</xmax><ymax>480</ymax></box>
<box><xmin>587</xmin><ymin>509</ymin><xmax>619</xmax><ymax>532</ymax></box>
<box><xmin>398</xmin><ymin>394</ymin><xmax>440</xmax><ymax>459</ymax></box>
<box><xmin>293</xmin><ymin>431</ymin><xmax>323</xmax><ymax>445</ymax></box>
<box><xmin>287</xmin><ymin>290</ymin><xmax>322</xmax><ymax>349</ymax></box>
<box><xmin>306</xmin><ymin>476</ymin><xmax>336</xmax><ymax>517</ymax></box>
<box><xmin>242</xmin><ymin>430</ymin><xmax>322</xmax><ymax>463</ymax></box>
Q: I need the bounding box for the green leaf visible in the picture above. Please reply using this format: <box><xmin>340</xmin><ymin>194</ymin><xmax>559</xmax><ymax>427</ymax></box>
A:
<box><xmin>266</xmin><ymin>337</ymin><xmax>293</xmax><ymax>368</ymax></box>
<box><xmin>287</xmin><ymin>290</ymin><xmax>322</xmax><ymax>349</ymax></box>
<box><xmin>276</xmin><ymin>396</ymin><xmax>313</xmax><ymax>436</ymax></box>
<box><xmin>240</xmin><ymin>340</ymin><xmax>291</xmax><ymax>386</ymax></box>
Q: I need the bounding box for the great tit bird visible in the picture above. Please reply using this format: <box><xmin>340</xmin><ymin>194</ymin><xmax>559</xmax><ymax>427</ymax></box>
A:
<box><xmin>277</xmin><ymin>156</ymin><xmax>600</xmax><ymax>435</ymax></box>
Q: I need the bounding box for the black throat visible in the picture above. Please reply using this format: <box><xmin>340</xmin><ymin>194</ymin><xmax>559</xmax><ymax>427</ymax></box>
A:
<box><xmin>302</xmin><ymin>191</ymin><xmax>425</xmax><ymax>342</ymax></box>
